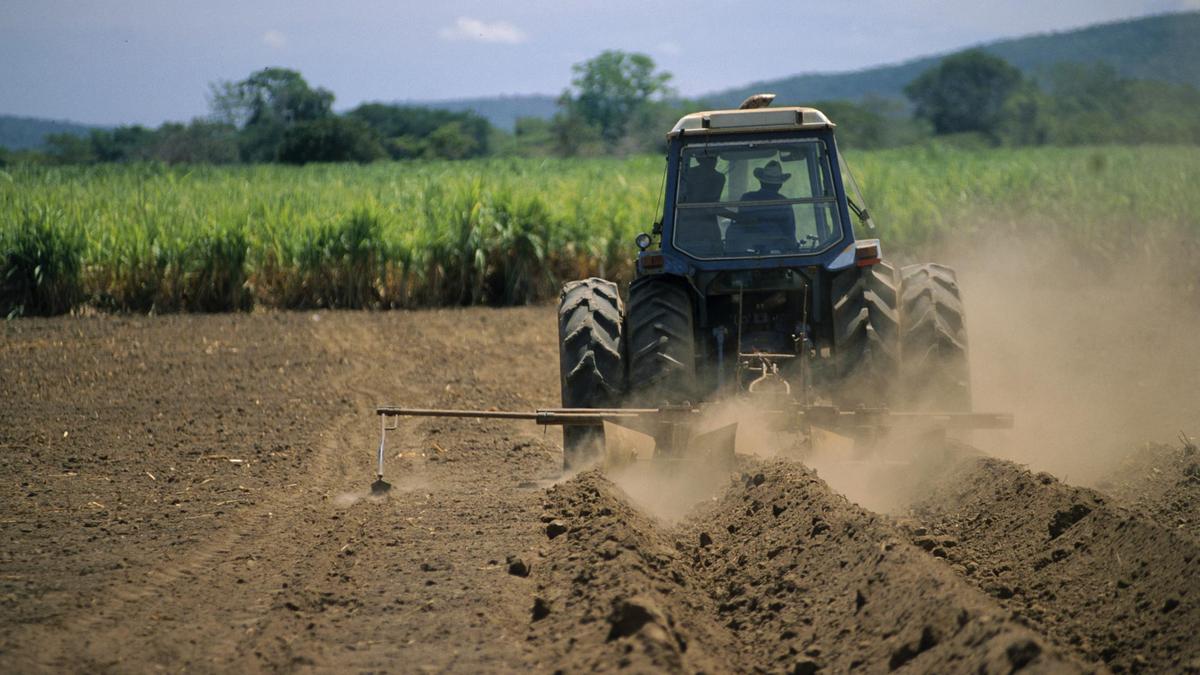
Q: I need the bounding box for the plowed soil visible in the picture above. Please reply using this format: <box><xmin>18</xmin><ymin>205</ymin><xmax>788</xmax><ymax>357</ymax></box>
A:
<box><xmin>1</xmin><ymin>307</ymin><xmax>1197</xmax><ymax>673</ymax></box>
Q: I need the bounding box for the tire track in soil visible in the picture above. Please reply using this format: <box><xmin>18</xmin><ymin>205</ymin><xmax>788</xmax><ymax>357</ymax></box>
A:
<box><xmin>1</xmin><ymin>308</ymin><xmax>565</xmax><ymax>673</ymax></box>
<box><xmin>530</xmin><ymin>462</ymin><xmax>1085</xmax><ymax>673</ymax></box>
<box><xmin>236</xmin><ymin>309</ymin><xmax>565</xmax><ymax>673</ymax></box>
<box><xmin>901</xmin><ymin>455</ymin><xmax>1200</xmax><ymax>673</ymax></box>
<box><xmin>8</xmin><ymin>316</ymin><xmax>377</xmax><ymax>673</ymax></box>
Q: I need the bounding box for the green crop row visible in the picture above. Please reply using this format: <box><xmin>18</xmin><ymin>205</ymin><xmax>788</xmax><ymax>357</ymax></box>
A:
<box><xmin>2</xmin><ymin>145</ymin><xmax>1197</xmax><ymax>316</ymax></box>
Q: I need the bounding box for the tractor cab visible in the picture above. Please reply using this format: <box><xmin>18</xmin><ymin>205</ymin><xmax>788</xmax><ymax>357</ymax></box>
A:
<box><xmin>640</xmin><ymin>102</ymin><xmax>880</xmax><ymax>278</ymax></box>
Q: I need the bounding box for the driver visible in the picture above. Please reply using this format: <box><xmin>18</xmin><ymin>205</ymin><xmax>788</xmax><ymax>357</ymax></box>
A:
<box><xmin>734</xmin><ymin>160</ymin><xmax>796</xmax><ymax>246</ymax></box>
<box><xmin>676</xmin><ymin>154</ymin><xmax>726</xmax><ymax>255</ymax></box>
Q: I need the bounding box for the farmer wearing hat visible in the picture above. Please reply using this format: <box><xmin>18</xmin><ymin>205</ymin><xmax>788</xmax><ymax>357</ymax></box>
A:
<box><xmin>727</xmin><ymin>160</ymin><xmax>796</xmax><ymax>252</ymax></box>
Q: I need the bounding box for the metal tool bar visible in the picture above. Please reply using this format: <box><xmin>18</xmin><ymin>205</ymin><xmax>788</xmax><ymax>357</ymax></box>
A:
<box><xmin>375</xmin><ymin>406</ymin><xmax>683</xmax><ymax>428</ymax></box>
<box><xmin>875</xmin><ymin>412</ymin><xmax>1015</xmax><ymax>429</ymax></box>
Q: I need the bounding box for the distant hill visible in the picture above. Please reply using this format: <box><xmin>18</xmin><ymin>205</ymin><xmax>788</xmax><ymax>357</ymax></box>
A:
<box><xmin>0</xmin><ymin>115</ymin><xmax>96</xmax><ymax>150</ymax></box>
<box><xmin>402</xmin><ymin>94</ymin><xmax>558</xmax><ymax>132</ymax></box>
<box><xmin>705</xmin><ymin>11</ymin><xmax>1200</xmax><ymax>108</ymax></box>
<box><xmin>417</xmin><ymin>11</ymin><xmax>1200</xmax><ymax>128</ymax></box>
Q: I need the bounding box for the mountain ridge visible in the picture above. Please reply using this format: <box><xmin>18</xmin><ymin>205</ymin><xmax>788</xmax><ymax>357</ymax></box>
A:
<box><xmin>4</xmin><ymin>11</ymin><xmax>1197</xmax><ymax>145</ymax></box>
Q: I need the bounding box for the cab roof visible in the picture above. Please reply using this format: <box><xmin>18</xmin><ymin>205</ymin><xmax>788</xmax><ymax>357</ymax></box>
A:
<box><xmin>668</xmin><ymin>106</ymin><xmax>835</xmax><ymax>138</ymax></box>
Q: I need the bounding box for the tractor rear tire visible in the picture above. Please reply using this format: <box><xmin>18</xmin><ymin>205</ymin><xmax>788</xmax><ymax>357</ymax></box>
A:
<box><xmin>898</xmin><ymin>263</ymin><xmax>971</xmax><ymax>411</ymax></box>
<box><xmin>558</xmin><ymin>278</ymin><xmax>625</xmax><ymax>471</ymax></box>
<box><xmin>830</xmin><ymin>262</ymin><xmax>900</xmax><ymax>407</ymax></box>
<box><xmin>626</xmin><ymin>277</ymin><xmax>697</xmax><ymax>406</ymax></box>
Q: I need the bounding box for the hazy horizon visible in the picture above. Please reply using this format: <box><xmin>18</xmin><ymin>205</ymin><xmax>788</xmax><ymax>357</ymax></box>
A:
<box><xmin>2</xmin><ymin>0</ymin><xmax>1196</xmax><ymax>126</ymax></box>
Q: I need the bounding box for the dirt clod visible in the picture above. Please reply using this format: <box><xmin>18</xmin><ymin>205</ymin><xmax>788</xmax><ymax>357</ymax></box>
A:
<box><xmin>506</xmin><ymin>555</ymin><xmax>530</xmax><ymax>577</ymax></box>
<box><xmin>532</xmin><ymin>597</ymin><xmax>551</xmax><ymax>621</ymax></box>
<box><xmin>545</xmin><ymin>520</ymin><xmax>568</xmax><ymax>539</ymax></box>
<box><xmin>1048</xmin><ymin>503</ymin><xmax>1092</xmax><ymax>539</ymax></box>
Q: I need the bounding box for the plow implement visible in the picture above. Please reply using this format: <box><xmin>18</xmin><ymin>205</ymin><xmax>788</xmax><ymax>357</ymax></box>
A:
<box><xmin>371</xmin><ymin>402</ymin><xmax>1013</xmax><ymax>491</ymax></box>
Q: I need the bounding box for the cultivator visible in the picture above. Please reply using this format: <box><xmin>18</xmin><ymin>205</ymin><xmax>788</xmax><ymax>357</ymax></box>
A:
<box><xmin>371</xmin><ymin>399</ymin><xmax>1013</xmax><ymax>489</ymax></box>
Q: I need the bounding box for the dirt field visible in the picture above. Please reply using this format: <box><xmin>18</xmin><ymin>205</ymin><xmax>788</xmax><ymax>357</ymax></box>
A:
<box><xmin>2</xmin><ymin>306</ymin><xmax>1199</xmax><ymax>673</ymax></box>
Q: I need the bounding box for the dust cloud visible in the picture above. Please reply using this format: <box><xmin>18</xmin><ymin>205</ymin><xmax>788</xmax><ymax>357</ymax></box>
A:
<box><xmin>614</xmin><ymin>233</ymin><xmax>1200</xmax><ymax>517</ymax></box>
<box><xmin>944</xmin><ymin>234</ymin><xmax>1200</xmax><ymax>484</ymax></box>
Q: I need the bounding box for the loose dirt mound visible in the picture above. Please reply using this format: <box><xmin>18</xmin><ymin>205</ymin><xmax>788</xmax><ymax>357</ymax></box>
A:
<box><xmin>904</xmin><ymin>456</ymin><xmax>1200</xmax><ymax>673</ymax></box>
<box><xmin>683</xmin><ymin>461</ymin><xmax>1080</xmax><ymax>673</ymax></box>
<box><xmin>532</xmin><ymin>462</ymin><xmax>1082</xmax><ymax>673</ymax></box>
<box><xmin>1093</xmin><ymin>441</ymin><xmax>1200</xmax><ymax>542</ymax></box>
<box><xmin>528</xmin><ymin>471</ymin><xmax>740</xmax><ymax>673</ymax></box>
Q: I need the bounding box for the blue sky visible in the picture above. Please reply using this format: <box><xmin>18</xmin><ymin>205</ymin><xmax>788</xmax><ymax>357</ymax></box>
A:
<box><xmin>1</xmin><ymin>0</ymin><xmax>1195</xmax><ymax>125</ymax></box>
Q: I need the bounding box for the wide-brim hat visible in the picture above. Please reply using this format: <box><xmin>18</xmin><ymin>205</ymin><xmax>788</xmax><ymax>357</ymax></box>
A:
<box><xmin>753</xmin><ymin>161</ymin><xmax>791</xmax><ymax>184</ymax></box>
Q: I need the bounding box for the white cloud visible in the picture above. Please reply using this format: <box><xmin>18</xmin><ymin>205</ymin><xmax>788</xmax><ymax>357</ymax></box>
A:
<box><xmin>657</xmin><ymin>41</ymin><xmax>682</xmax><ymax>56</ymax></box>
<box><xmin>262</xmin><ymin>29</ymin><xmax>286</xmax><ymax>50</ymax></box>
<box><xmin>438</xmin><ymin>17</ymin><xmax>527</xmax><ymax>44</ymax></box>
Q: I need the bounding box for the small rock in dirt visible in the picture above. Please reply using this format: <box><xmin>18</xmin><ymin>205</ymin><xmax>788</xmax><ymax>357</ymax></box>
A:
<box><xmin>913</xmin><ymin>536</ymin><xmax>938</xmax><ymax>551</ymax></box>
<box><xmin>1048</xmin><ymin>503</ymin><xmax>1092</xmax><ymax>539</ymax></box>
<box><xmin>606</xmin><ymin>595</ymin><xmax>667</xmax><ymax>642</ymax></box>
<box><xmin>545</xmin><ymin>520</ymin><xmax>568</xmax><ymax>539</ymax></box>
<box><xmin>1006</xmin><ymin>638</ymin><xmax>1042</xmax><ymax>669</ymax></box>
<box><xmin>987</xmin><ymin>583</ymin><xmax>1015</xmax><ymax>600</ymax></box>
<box><xmin>752</xmin><ymin>472</ymin><xmax>766</xmax><ymax>487</ymax></box>
<box><xmin>531</xmin><ymin>597</ymin><xmax>551</xmax><ymax>621</ymax></box>
<box><xmin>791</xmin><ymin>658</ymin><xmax>822</xmax><ymax>675</ymax></box>
<box><xmin>506</xmin><ymin>555</ymin><xmax>530</xmax><ymax>577</ymax></box>
<box><xmin>699</xmin><ymin>532</ymin><xmax>713</xmax><ymax>547</ymax></box>
<box><xmin>1162</xmin><ymin>598</ymin><xmax>1180</xmax><ymax>613</ymax></box>
<box><xmin>932</xmin><ymin>547</ymin><xmax>948</xmax><ymax>558</ymax></box>
<box><xmin>772</xmin><ymin>504</ymin><xmax>787</xmax><ymax>517</ymax></box>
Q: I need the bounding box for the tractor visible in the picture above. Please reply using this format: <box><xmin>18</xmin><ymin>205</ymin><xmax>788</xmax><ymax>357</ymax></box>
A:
<box><xmin>556</xmin><ymin>94</ymin><xmax>974</xmax><ymax>469</ymax></box>
<box><xmin>372</xmin><ymin>95</ymin><xmax>1006</xmax><ymax>487</ymax></box>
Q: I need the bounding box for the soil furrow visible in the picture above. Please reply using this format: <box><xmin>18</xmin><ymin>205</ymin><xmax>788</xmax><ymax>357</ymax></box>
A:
<box><xmin>531</xmin><ymin>461</ymin><xmax>1085</xmax><ymax>674</ymax></box>
<box><xmin>903</xmin><ymin>455</ymin><xmax>1200</xmax><ymax>673</ymax></box>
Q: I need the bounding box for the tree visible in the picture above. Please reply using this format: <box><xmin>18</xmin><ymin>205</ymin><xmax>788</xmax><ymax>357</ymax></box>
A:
<box><xmin>43</xmin><ymin>132</ymin><xmax>96</xmax><ymax>164</ymax></box>
<box><xmin>152</xmin><ymin>120</ymin><xmax>240</xmax><ymax>164</ymax></box>
<box><xmin>904</xmin><ymin>50</ymin><xmax>1023</xmax><ymax>138</ymax></box>
<box><xmin>345</xmin><ymin>103</ymin><xmax>492</xmax><ymax>159</ymax></box>
<box><xmin>209</xmin><ymin>68</ymin><xmax>335</xmax><ymax>162</ymax></box>
<box><xmin>561</xmin><ymin>50</ymin><xmax>673</xmax><ymax>144</ymax></box>
<box><xmin>276</xmin><ymin>118</ymin><xmax>385</xmax><ymax>164</ymax></box>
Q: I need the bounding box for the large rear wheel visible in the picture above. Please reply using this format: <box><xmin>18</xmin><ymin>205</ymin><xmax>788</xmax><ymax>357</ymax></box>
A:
<box><xmin>625</xmin><ymin>277</ymin><xmax>697</xmax><ymax>406</ymax></box>
<box><xmin>557</xmin><ymin>278</ymin><xmax>625</xmax><ymax>471</ymax></box>
<box><xmin>830</xmin><ymin>262</ymin><xmax>900</xmax><ymax>407</ymax></box>
<box><xmin>898</xmin><ymin>263</ymin><xmax>971</xmax><ymax>411</ymax></box>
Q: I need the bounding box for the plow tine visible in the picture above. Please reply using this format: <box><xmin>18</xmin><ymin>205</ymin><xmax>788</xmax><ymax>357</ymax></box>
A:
<box><xmin>372</xmin><ymin>413</ymin><xmax>397</xmax><ymax>495</ymax></box>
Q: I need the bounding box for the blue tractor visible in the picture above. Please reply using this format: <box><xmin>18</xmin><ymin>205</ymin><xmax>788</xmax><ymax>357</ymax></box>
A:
<box><xmin>371</xmin><ymin>96</ymin><xmax>1009</xmax><ymax>486</ymax></box>
<box><xmin>557</xmin><ymin>95</ymin><xmax>975</xmax><ymax>469</ymax></box>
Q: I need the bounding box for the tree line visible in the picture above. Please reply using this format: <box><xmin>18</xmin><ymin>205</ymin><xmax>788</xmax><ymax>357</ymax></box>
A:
<box><xmin>4</xmin><ymin>48</ymin><xmax>1199</xmax><ymax>167</ymax></box>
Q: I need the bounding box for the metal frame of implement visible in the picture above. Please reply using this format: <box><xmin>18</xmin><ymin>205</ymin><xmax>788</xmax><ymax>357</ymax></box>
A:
<box><xmin>372</xmin><ymin>403</ymin><xmax>1013</xmax><ymax>484</ymax></box>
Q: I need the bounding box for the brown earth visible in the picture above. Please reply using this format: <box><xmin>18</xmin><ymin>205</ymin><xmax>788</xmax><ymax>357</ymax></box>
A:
<box><xmin>0</xmin><ymin>306</ymin><xmax>1196</xmax><ymax>673</ymax></box>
